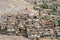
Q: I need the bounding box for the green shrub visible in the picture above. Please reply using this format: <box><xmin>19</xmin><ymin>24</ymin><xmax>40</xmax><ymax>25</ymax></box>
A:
<box><xmin>39</xmin><ymin>4</ymin><xmax>48</xmax><ymax>9</ymax></box>
<box><xmin>52</xmin><ymin>7</ymin><xmax>57</xmax><ymax>12</ymax></box>
<box><xmin>57</xmin><ymin>20</ymin><xmax>60</xmax><ymax>26</ymax></box>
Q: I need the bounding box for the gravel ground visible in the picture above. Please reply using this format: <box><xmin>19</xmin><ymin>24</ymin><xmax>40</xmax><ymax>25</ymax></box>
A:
<box><xmin>39</xmin><ymin>37</ymin><xmax>58</xmax><ymax>40</ymax></box>
<box><xmin>0</xmin><ymin>35</ymin><xmax>30</xmax><ymax>40</ymax></box>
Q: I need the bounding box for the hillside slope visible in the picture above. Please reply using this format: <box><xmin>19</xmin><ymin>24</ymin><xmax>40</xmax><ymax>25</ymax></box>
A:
<box><xmin>0</xmin><ymin>0</ymin><xmax>38</xmax><ymax>15</ymax></box>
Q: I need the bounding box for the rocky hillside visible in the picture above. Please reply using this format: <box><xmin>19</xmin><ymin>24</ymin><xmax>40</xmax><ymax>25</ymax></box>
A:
<box><xmin>0</xmin><ymin>0</ymin><xmax>38</xmax><ymax>15</ymax></box>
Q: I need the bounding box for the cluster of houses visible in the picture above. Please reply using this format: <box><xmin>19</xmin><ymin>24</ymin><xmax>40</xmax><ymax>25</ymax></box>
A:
<box><xmin>0</xmin><ymin>12</ymin><xmax>59</xmax><ymax>40</ymax></box>
<box><xmin>24</xmin><ymin>0</ymin><xmax>60</xmax><ymax>40</ymax></box>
